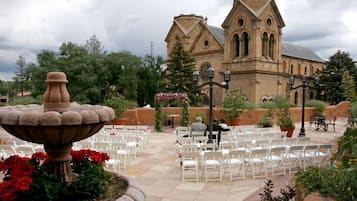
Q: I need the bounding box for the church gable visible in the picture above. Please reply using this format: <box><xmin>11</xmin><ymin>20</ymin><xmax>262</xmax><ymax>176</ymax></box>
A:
<box><xmin>223</xmin><ymin>0</ymin><xmax>284</xmax><ymax>28</ymax></box>
<box><xmin>165</xmin><ymin>15</ymin><xmax>205</xmax><ymax>53</ymax></box>
<box><xmin>241</xmin><ymin>0</ymin><xmax>270</xmax><ymax>12</ymax></box>
<box><xmin>190</xmin><ymin>25</ymin><xmax>223</xmax><ymax>55</ymax></box>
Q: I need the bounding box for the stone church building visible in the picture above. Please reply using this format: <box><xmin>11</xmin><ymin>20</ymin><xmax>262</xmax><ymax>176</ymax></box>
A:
<box><xmin>165</xmin><ymin>0</ymin><xmax>325</xmax><ymax>105</ymax></box>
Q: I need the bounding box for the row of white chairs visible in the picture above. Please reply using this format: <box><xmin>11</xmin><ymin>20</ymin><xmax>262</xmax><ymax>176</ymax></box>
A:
<box><xmin>0</xmin><ymin>144</ymin><xmax>44</xmax><ymax>159</ymax></box>
<box><xmin>181</xmin><ymin>143</ymin><xmax>333</xmax><ymax>182</ymax></box>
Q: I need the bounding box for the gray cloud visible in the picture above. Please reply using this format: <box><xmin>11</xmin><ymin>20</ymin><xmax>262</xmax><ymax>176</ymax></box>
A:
<box><xmin>0</xmin><ymin>0</ymin><xmax>356</xmax><ymax>80</ymax></box>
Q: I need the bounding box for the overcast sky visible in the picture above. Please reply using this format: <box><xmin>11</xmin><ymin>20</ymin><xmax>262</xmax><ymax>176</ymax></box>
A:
<box><xmin>1</xmin><ymin>0</ymin><xmax>357</xmax><ymax>80</ymax></box>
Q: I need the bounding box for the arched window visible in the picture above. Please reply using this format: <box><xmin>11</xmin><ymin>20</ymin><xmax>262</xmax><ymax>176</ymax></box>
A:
<box><xmin>311</xmin><ymin>66</ymin><xmax>315</xmax><ymax>76</ymax></box>
<box><xmin>290</xmin><ymin>64</ymin><xmax>294</xmax><ymax>74</ymax></box>
<box><xmin>269</xmin><ymin>34</ymin><xmax>275</xmax><ymax>59</ymax></box>
<box><xmin>310</xmin><ymin>91</ymin><xmax>314</xmax><ymax>100</ymax></box>
<box><xmin>242</xmin><ymin>32</ymin><xmax>249</xmax><ymax>56</ymax></box>
<box><xmin>283</xmin><ymin>61</ymin><xmax>287</xmax><ymax>73</ymax></box>
<box><xmin>294</xmin><ymin>91</ymin><xmax>298</xmax><ymax>105</ymax></box>
<box><xmin>233</xmin><ymin>34</ymin><xmax>240</xmax><ymax>58</ymax></box>
<box><xmin>304</xmin><ymin>67</ymin><xmax>307</xmax><ymax>74</ymax></box>
<box><xmin>262</xmin><ymin>32</ymin><xmax>268</xmax><ymax>57</ymax></box>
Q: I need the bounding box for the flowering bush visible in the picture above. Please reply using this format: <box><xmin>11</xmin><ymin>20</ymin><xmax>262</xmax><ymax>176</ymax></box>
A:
<box><xmin>0</xmin><ymin>149</ymin><xmax>111</xmax><ymax>201</ymax></box>
<box><xmin>155</xmin><ymin>93</ymin><xmax>189</xmax><ymax>131</ymax></box>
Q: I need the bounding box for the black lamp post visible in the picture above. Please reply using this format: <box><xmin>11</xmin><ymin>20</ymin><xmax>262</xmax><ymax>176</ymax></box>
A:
<box><xmin>193</xmin><ymin>66</ymin><xmax>231</xmax><ymax>143</ymax></box>
<box><xmin>289</xmin><ymin>73</ymin><xmax>320</xmax><ymax>137</ymax></box>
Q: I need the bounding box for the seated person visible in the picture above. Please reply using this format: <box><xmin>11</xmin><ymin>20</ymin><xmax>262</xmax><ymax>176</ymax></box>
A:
<box><xmin>190</xmin><ymin>116</ymin><xmax>206</xmax><ymax>133</ymax></box>
<box><xmin>205</xmin><ymin>118</ymin><xmax>219</xmax><ymax>141</ymax></box>
<box><xmin>217</xmin><ymin>118</ymin><xmax>230</xmax><ymax>145</ymax></box>
<box><xmin>218</xmin><ymin>118</ymin><xmax>230</xmax><ymax>131</ymax></box>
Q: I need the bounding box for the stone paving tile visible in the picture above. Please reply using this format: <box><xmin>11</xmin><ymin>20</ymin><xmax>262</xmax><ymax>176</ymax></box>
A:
<box><xmin>176</xmin><ymin>182</ymin><xmax>207</xmax><ymax>191</ymax></box>
<box><xmin>142</xmin><ymin>185</ymin><xmax>174</xmax><ymax>198</ymax></box>
<box><xmin>195</xmin><ymin>191</ymin><xmax>229</xmax><ymax>201</ymax></box>
<box><xmin>164</xmin><ymin>189</ymin><xmax>200</xmax><ymax>201</ymax></box>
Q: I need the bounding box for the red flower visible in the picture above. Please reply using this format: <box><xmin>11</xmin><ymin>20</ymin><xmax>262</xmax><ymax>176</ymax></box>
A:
<box><xmin>31</xmin><ymin>152</ymin><xmax>47</xmax><ymax>161</ymax></box>
<box><xmin>14</xmin><ymin>176</ymin><xmax>32</xmax><ymax>191</ymax></box>
<box><xmin>0</xmin><ymin>181</ymin><xmax>17</xmax><ymax>201</ymax></box>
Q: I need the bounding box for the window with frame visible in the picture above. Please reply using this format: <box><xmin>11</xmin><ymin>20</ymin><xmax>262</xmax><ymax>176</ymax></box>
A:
<box><xmin>233</xmin><ymin>34</ymin><xmax>240</xmax><ymax>58</ymax></box>
<box><xmin>269</xmin><ymin>34</ymin><xmax>275</xmax><ymax>59</ymax></box>
<box><xmin>242</xmin><ymin>32</ymin><xmax>249</xmax><ymax>56</ymax></box>
<box><xmin>262</xmin><ymin>32</ymin><xmax>268</xmax><ymax>57</ymax></box>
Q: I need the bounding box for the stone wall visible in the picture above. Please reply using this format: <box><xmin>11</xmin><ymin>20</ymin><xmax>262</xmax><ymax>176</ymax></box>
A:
<box><xmin>122</xmin><ymin>101</ymin><xmax>350</xmax><ymax>126</ymax></box>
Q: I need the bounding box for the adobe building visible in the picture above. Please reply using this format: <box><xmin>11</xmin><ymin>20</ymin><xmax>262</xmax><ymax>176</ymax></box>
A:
<box><xmin>165</xmin><ymin>0</ymin><xmax>325</xmax><ymax>105</ymax></box>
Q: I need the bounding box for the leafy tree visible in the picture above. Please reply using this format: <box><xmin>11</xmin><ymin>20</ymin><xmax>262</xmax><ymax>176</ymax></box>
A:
<box><xmin>319</xmin><ymin>50</ymin><xmax>356</xmax><ymax>104</ymax></box>
<box><xmin>103</xmin><ymin>51</ymin><xmax>142</xmax><ymax>101</ymax></box>
<box><xmin>165</xmin><ymin>41</ymin><xmax>200</xmax><ymax>105</ymax></box>
<box><xmin>137</xmin><ymin>55</ymin><xmax>165</xmax><ymax>106</ymax></box>
<box><xmin>341</xmin><ymin>69</ymin><xmax>356</xmax><ymax>101</ymax></box>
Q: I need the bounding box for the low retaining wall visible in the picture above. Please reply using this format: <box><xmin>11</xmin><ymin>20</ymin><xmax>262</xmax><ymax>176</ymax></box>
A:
<box><xmin>123</xmin><ymin>101</ymin><xmax>350</xmax><ymax>126</ymax></box>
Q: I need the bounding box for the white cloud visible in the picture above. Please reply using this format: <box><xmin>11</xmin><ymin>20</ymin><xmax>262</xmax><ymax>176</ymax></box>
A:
<box><xmin>0</xmin><ymin>0</ymin><xmax>357</xmax><ymax>74</ymax></box>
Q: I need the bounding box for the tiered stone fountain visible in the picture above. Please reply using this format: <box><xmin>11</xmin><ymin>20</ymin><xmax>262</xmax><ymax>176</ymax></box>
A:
<box><xmin>0</xmin><ymin>72</ymin><xmax>115</xmax><ymax>182</ymax></box>
<box><xmin>0</xmin><ymin>72</ymin><xmax>147</xmax><ymax>201</ymax></box>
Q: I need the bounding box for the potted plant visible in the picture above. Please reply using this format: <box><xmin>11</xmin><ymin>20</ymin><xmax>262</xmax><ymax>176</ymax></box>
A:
<box><xmin>222</xmin><ymin>89</ymin><xmax>247</xmax><ymax>125</ymax></box>
<box><xmin>258</xmin><ymin>101</ymin><xmax>276</xmax><ymax>128</ymax></box>
<box><xmin>274</xmin><ymin>95</ymin><xmax>295</xmax><ymax>137</ymax></box>
<box><xmin>103</xmin><ymin>95</ymin><xmax>134</xmax><ymax>125</ymax></box>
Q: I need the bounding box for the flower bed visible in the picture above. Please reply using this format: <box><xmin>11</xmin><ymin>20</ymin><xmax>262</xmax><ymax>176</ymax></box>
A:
<box><xmin>0</xmin><ymin>149</ymin><xmax>126</xmax><ymax>201</ymax></box>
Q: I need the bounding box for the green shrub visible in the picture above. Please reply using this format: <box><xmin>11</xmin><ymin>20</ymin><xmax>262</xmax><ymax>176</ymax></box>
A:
<box><xmin>222</xmin><ymin>89</ymin><xmax>247</xmax><ymax>118</ymax></box>
<box><xmin>103</xmin><ymin>95</ymin><xmax>135</xmax><ymax>118</ymax></box>
<box><xmin>10</xmin><ymin>96</ymin><xmax>42</xmax><ymax>105</ymax></box>
<box><xmin>306</xmin><ymin>99</ymin><xmax>326</xmax><ymax>116</ymax></box>
<box><xmin>274</xmin><ymin>96</ymin><xmax>294</xmax><ymax>127</ymax></box>
<box><xmin>296</xmin><ymin>167</ymin><xmax>357</xmax><ymax>201</ymax></box>
<box><xmin>350</xmin><ymin>99</ymin><xmax>357</xmax><ymax>118</ymax></box>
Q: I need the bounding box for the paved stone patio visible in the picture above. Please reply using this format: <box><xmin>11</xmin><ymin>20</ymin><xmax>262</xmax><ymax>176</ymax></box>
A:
<box><xmin>0</xmin><ymin>117</ymin><xmax>347</xmax><ymax>201</ymax></box>
<box><xmin>120</xmin><ymin>118</ymin><xmax>347</xmax><ymax>201</ymax></box>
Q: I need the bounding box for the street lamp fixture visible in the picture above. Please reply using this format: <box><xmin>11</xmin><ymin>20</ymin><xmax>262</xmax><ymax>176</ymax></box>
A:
<box><xmin>193</xmin><ymin>65</ymin><xmax>231</xmax><ymax>143</ymax></box>
<box><xmin>289</xmin><ymin>73</ymin><xmax>320</xmax><ymax>137</ymax></box>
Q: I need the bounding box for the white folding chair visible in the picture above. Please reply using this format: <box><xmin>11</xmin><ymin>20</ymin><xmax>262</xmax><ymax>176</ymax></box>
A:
<box><xmin>0</xmin><ymin>145</ymin><xmax>16</xmax><ymax>158</ymax></box>
<box><xmin>93</xmin><ymin>141</ymin><xmax>111</xmax><ymax>151</ymax></box>
<box><xmin>181</xmin><ymin>151</ymin><xmax>200</xmax><ymax>182</ymax></box>
<box><xmin>105</xmin><ymin>149</ymin><xmax>121</xmax><ymax>172</ymax></box>
<box><xmin>124</xmin><ymin>135</ymin><xmax>139</xmax><ymax>158</ymax></box>
<box><xmin>15</xmin><ymin>146</ymin><xmax>34</xmax><ymax>157</ymax></box>
<box><xmin>111</xmin><ymin>142</ymin><xmax>130</xmax><ymax>168</ymax></box>
<box><xmin>315</xmin><ymin>144</ymin><xmax>333</xmax><ymax>167</ymax></box>
<box><xmin>247</xmin><ymin>148</ymin><xmax>269</xmax><ymax>179</ymax></box>
<box><xmin>77</xmin><ymin>141</ymin><xmax>93</xmax><ymax>149</ymax></box>
<box><xmin>202</xmin><ymin>151</ymin><xmax>223</xmax><ymax>182</ymax></box>
<box><xmin>225</xmin><ymin>150</ymin><xmax>247</xmax><ymax>180</ymax></box>
<box><xmin>285</xmin><ymin>145</ymin><xmax>304</xmax><ymax>173</ymax></box>
<box><xmin>193</xmin><ymin>135</ymin><xmax>208</xmax><ymax>145</ymax></box>
<box><xmin>303</xmin><ymin>144</ymin><xmax>319</xmax><ymax>170</ymax></box>
<box><xmin>219</xmin><ymin>142</ymin><xmax>235</xmax><ymax>151</ymax></box>
<box><xmin>267</xmin><ymin>146</ymin><xmax>287</xmax><ymax>176</ymax></box>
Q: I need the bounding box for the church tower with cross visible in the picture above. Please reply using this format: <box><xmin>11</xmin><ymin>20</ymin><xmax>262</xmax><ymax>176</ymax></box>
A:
<box><xmin>165</xmin><ymin>0</ymin><xmax>325</xmax><ymax>105</ymax></box>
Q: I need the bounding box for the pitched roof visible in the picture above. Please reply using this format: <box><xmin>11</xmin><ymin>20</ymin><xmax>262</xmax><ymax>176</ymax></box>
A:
<box><xmin>203</xmin><ymin>25</ymin><xmax>324</xmax><ymax>62</ymax></box>
<box><xmin>282</xmin><ymin>42</ymin><xmax>325</xmax><ymax>62</ymax></box>
<box><xmin>207</xmin><ymin>25</ymin><xmax>224</xmax><ymax>45</ymax></box>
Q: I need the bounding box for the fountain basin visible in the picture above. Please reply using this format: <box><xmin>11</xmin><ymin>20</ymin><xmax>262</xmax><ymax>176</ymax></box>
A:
<box><xmin>0</xmin><ymin>104</ymin><xmax>114</xmax><ymax>145</ymax></box>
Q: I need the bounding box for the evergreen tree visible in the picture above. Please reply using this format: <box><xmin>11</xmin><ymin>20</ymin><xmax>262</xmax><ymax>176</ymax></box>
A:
<box><xmin>165</xmin><ymin>41</ymin><xmax>199</xmax><ymax>105</ymax></box>
<box><xmin>319</xmin><ymin>50</ymin><xmax>356</xmax><ymax>104</ymax></box>
<box><xmin>341</xmin><ymin>69</ymin><xmax>356</xmax><ymax>101</ymax></box>
<box><xmin>85</xmin><ymin>35</ymin><xmax>105</xmax><ymax>55</ymax></box>
<box><xmin>14</xmin><ymin>55</ymin><xmax>26</xmax><ymax>96</ymax></box>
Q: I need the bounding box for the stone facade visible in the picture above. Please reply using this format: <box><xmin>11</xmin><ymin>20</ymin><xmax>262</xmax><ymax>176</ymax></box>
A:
<box><xmin>165</xmin><ymin>0</ymin><xmax>325</xmax><ymax>105</ymax></box>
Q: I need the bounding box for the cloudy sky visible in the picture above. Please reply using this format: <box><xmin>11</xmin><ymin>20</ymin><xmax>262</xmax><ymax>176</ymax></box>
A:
<box><xmin>1</xmin><ymin>0</ymin><xmax>357</xmax><ymax>80</ymax></box>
